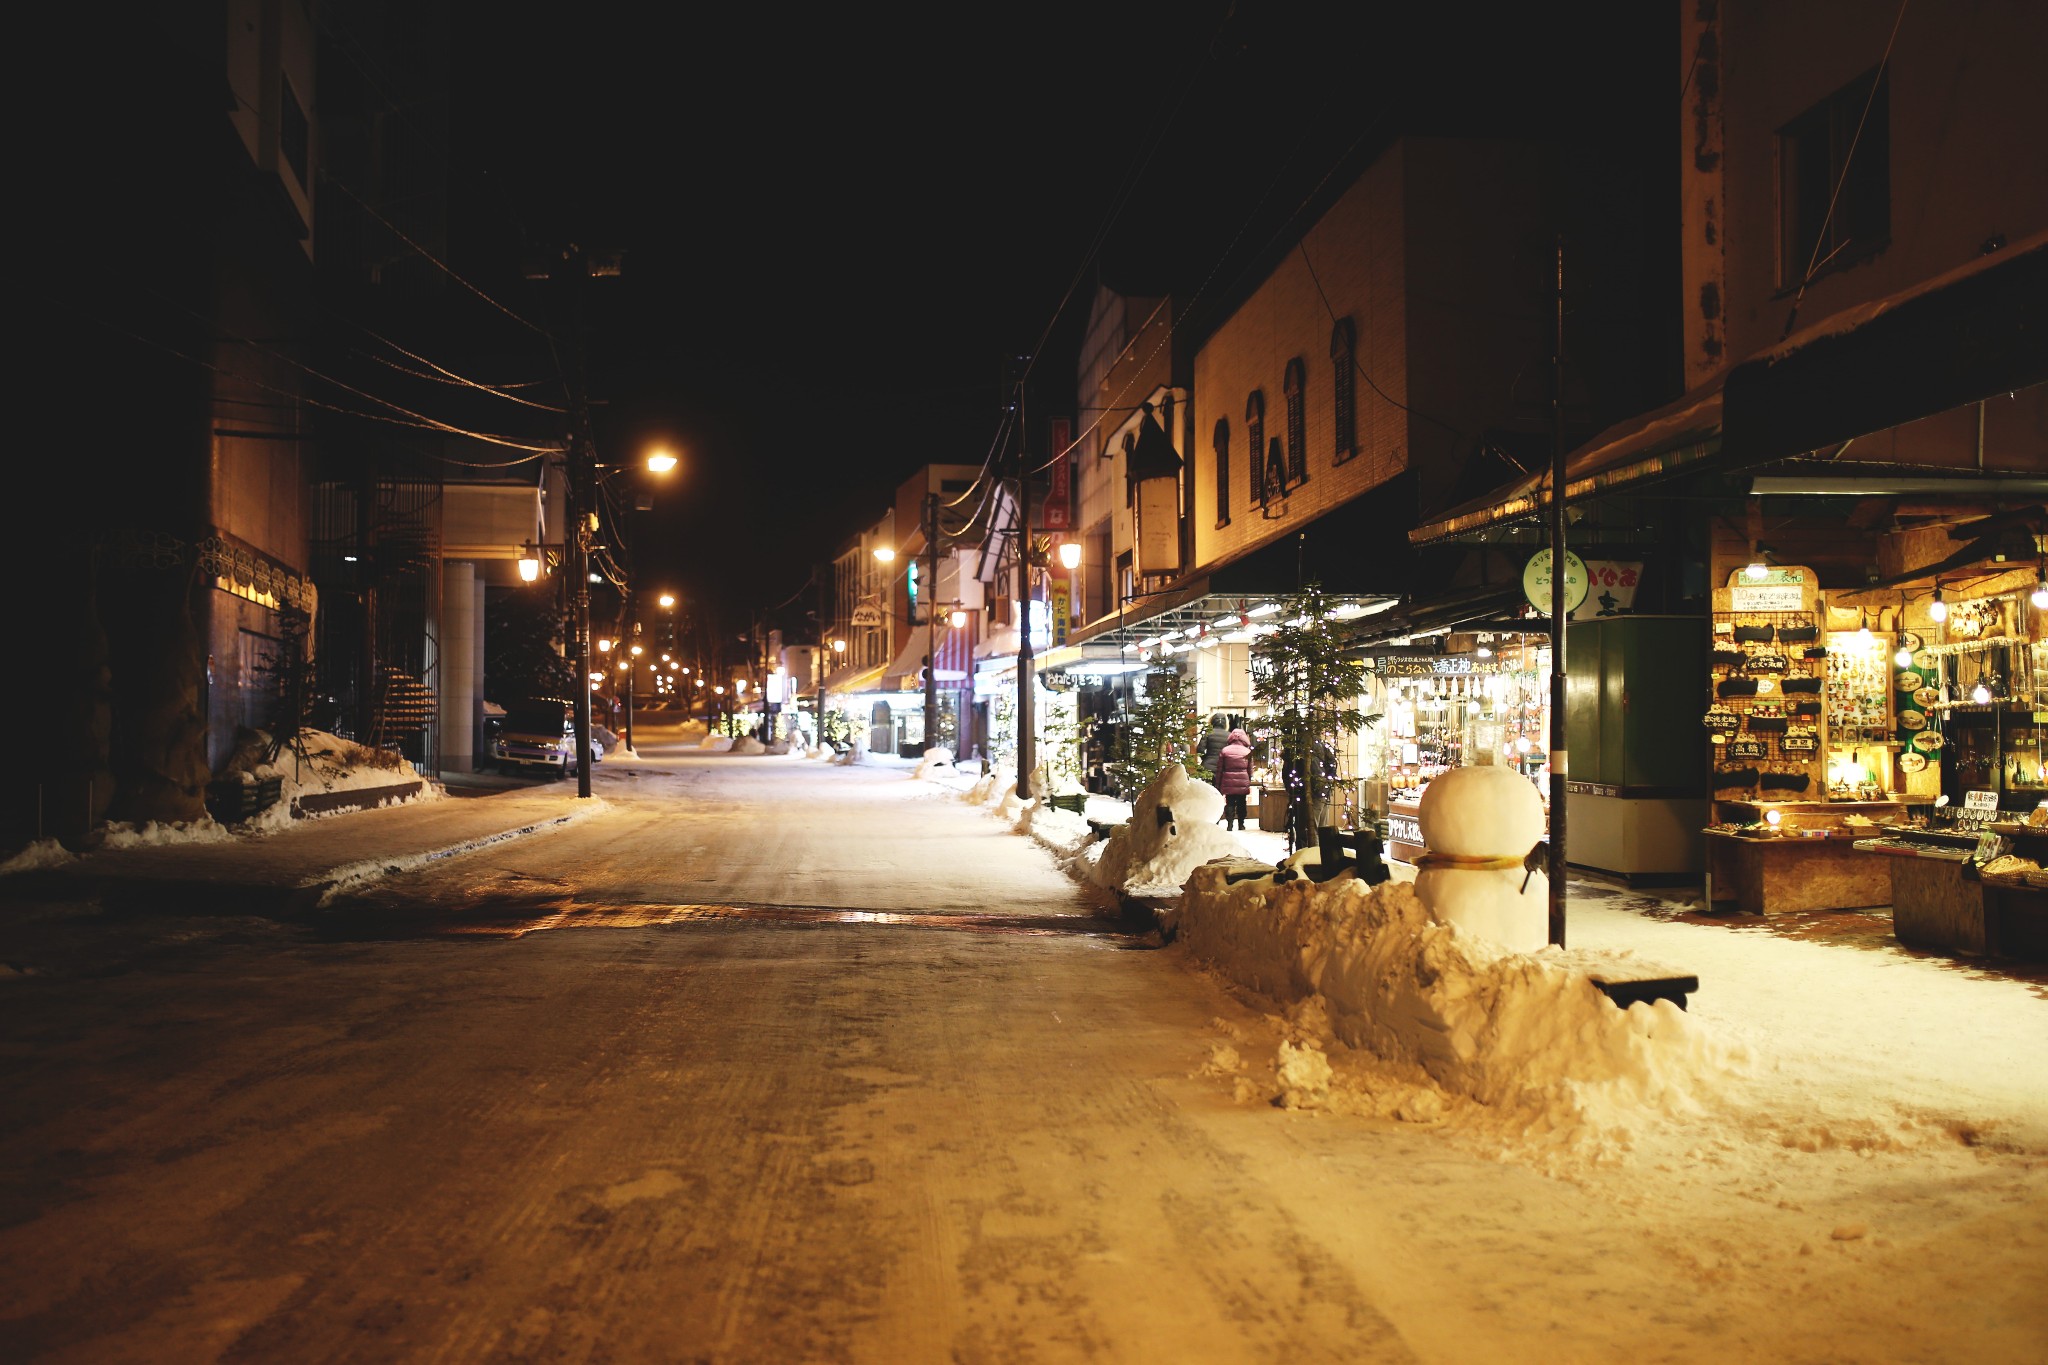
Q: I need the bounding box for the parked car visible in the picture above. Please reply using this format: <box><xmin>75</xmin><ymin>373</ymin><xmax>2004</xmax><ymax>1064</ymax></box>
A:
<box><xmin>489</xmin><ymin>702</ymin><xmax>602</xmax><ymax>776</ymax></box>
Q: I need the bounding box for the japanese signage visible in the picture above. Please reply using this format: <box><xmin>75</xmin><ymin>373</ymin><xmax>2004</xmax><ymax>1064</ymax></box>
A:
<box><xmin>1050</xmin><ymin>577</ymin><xmax>1070</xmax><ymax>647</ymax></box>
<box><xmin>1571</xmin><ymin>561</ymin><xmax>1643</xmax><ymax>620</ymax></box>
<box><xmin>1135</xmin><ymin>476</ymin><xmax>1181</xmax><ymax>575</ymax></box>
<box><xmin>1728</xmin><ymin>566</ymin><xmax>1806</xmax><ymax>613</ymax></box>
<box><xmin>1043</xmin><ymin>419</ymin><xmax>1072</xmax><ymax>530</ymax></box>
<box><xmin>1522</xmin><ymin>549</ymin><xmax>1588</xmax><ymax>615</ymax></box>
<box><xmin>1375</xmin><ymin>657</ymin><xmax>1479</xmax><ymax>677</ymax></box>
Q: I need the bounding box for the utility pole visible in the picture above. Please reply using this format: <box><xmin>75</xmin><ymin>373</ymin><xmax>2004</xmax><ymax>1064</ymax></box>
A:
<box><xmin>922</xmin><ymin>491</ymin><xmax>939</xmax><ymax>752</ymax></box>
<box><xmin>1548</xmin><ymin>236</ymin><xmax>1569</xmax><ymax>948</ymax></box>
<box><xmin>815</xmin><ymin>562</ymin><xmax>830</xmax><ymax>748</ymax></box>
<box><xmin>622</xmin><ymin>594</ymin><xmax>638</xmax><ymax>757</ymax></box>
<box><xmin>561</xmin><ymin>247</ymin><xmax>597</xmax><ymax>800</ymax></box>
<box><xmin>1015</xmin><ymin>374</ymin><xmax>1036</xmax><ymax>800</ymax></box>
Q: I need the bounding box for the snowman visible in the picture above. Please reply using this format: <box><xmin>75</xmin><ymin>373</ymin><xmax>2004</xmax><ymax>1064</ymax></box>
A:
<box><xmin>1413</xmin><ymin>765</ymin><xmax>1548</xmax><ymax>952</ymax></box>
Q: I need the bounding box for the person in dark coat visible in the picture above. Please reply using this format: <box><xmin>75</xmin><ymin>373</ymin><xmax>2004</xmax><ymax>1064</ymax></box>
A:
<box><xmin>1215</xmin><ymin>727</ymin><xmax>1254</xmax><ymax>831</ymax></box>
<box><xmin>1197</xmin><ymin>714</ymin><xmax>1230</xmax><ymax>776</ymax></box>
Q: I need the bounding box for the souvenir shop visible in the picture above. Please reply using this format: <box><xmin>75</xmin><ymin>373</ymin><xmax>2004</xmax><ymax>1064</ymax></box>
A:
<box><xmin>1370</xmin><ymin>634</ymin><xmax>1552</xmax><ymax>863</ymax></box>
<box><xmin>1703</xmin><ymin>524</ymin><xmax>2048</xmax><ymax>959</ymax></box>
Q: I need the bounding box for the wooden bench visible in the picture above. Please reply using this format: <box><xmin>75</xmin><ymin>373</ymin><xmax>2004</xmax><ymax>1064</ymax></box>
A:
<box><xmin>1045</xmin><ymin>792</ymin><xmax>1088</xmax><ymax>816</ymax></box>
<box><xmin>1309</xmin><ymin>826</ymin><xmax>1392</xmax><ymax>886</ymax></box>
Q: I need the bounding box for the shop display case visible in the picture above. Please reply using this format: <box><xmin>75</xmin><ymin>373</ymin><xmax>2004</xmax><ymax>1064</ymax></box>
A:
<box><xmin>1853</xmin><ymin>805</ymin><xmax>2048</xmax><ymax>959</ymax></box>
<box><xmin>1373</xmin><ymin>640</ymin><xmax>1550</xmax><ymax>862</ymax></box>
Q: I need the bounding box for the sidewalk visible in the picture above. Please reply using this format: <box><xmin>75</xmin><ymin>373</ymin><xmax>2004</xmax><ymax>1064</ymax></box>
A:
<box><xmin>3</xmin><ymin>784</ymin><xmax>606</xmax><ymax>917</ymax></box>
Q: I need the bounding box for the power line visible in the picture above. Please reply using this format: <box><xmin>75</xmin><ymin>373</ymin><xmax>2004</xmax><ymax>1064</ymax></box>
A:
<box><xmin>322</xmin><ymin>171</ymin><xmax>550</xmax><ymax>336</ymax></box>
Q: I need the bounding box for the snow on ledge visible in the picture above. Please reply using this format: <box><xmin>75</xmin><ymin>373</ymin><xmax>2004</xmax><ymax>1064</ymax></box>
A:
<box><xmin>312</xmin><ymin>799</ymin><xmax>612</xmax><ymax>906</ymax></box>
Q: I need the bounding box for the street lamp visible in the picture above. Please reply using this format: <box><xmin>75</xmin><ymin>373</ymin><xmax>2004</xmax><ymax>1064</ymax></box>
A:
<box><xmin>563</xmin><ymin>445</ymin><xmax>678</xmax><ymax>795</ymax></box>
<box><xmin>1058</xmin><ymin>540</ymin><xmax>1082</xmax><ymax>570</ymax></box>
<box><xmin>873</xmin><ymin>546</ymin><xmax>896</xmax><ymax>563</ymax></box>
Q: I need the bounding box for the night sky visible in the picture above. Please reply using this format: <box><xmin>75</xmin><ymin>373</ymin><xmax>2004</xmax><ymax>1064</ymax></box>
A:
<box><xmin>444</xmin><ymin>1</ymin><xmax>1671</xmax><ymax>634</ymax></box>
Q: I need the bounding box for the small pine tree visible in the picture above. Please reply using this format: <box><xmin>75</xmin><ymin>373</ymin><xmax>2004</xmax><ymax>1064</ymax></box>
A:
<box><xmin>1252</xmin><ymin>583</ymin><xmax>1380</xmax><ymax>848</ymax></box>
<box><xmin>1108</xmin><ymin>668</ymin><xmax>1202</xmax><ymax>800</ymax></box>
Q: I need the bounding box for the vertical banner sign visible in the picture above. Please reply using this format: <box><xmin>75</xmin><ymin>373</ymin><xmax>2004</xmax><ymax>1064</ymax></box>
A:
<box><xmin>1043</xmin><ymin>419</ymin><xmax>1072</xmax><ymax>530</ymax></box>
<box><xmin>1050</xmin><ymin>575</ymin><xmax>1071</xmax><ymax>647</ymax></box>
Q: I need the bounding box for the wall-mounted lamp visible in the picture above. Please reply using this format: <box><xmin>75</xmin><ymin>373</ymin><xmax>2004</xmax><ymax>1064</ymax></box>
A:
<box><xmin>1058</xmin><ymin>541</ymin><xmax>1083</xmax><ymax>570</ymax></box>
<box><xmin>517</xmin><ymin>542</ymin><xmax>542</xmax><ymax>583</ymax></box>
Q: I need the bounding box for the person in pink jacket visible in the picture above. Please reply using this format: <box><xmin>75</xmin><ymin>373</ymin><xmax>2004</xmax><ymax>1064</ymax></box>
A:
<box><xmin>1215</xmin><ymin>727</ymin><xmax>1254</xmax><ymax>831</ymax></box>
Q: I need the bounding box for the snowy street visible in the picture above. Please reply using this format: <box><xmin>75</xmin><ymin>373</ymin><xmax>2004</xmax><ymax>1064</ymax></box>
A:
<box><xmin>1</xmin><ymin>720</ymin><xmax>2044</xmax><ymax>1362</ymax></box>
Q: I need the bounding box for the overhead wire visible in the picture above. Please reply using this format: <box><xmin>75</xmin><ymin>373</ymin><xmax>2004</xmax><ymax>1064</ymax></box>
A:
<box><xmin>321</xmin><ymin>172</ymin><xmax>550</xmax><ymax>337</ymax></box>
<box><xmin>82</xmin><ymin>309</ymin><xmax>559</xmax><ymax>463</ymax></box>
<box><xmin>133</xmin><ymin>287</ymin><xmax>564</xmax><ymax>454</ymax></box>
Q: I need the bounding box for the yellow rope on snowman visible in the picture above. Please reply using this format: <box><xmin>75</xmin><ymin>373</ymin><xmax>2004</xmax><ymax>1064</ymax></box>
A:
<box><xmin>1413</xmin><ymin>852</ymin><xmax>1526</xmax><ymax>871</ymax></box>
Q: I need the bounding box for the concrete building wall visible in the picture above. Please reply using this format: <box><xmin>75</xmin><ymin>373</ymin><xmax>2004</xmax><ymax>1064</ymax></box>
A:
<box><xmin>1696</xmin><ymin>0</ymin><xmax>2048</xmax><ymax>371</ymax></box>
<box><xmin>1191</xmin><ymin>143</ymin><xmax>1410</xmax><ymax>572</ymax></box>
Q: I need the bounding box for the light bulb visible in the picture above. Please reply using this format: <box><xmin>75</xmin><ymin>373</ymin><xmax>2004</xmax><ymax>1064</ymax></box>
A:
<box><xmin>1930</xmin><ymin>587</ymin><xmax>1947</xmax><ymax>622</ymax></box>
<box><xmin>2033</xmin><ymin>579</ymin><xmax>2048</xmax><ymax>610</ymax></box>
<box><xmin>1972</xmin><ymin>682</ymin><xmax>1992</xmax><ymax>704</ymax></box>
<box><xmin>1895</xmin><ymin>646</ymin><xmax>1914</xmax><ymax>667</ymax></box>
<box><xmin>1745</xmin><ymin>560</ymin><xmax>1768</xmax><ymax>581</ymax></box>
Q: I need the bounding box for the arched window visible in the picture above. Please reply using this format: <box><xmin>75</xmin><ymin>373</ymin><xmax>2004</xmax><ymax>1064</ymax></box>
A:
<box><xmin>1283</xmin><ymin>357</ymin><xmax>1307</xmax><ymax>486</ymax></box>
<box><xmin>1212</xmin><ymin>418</ymin><xmax>1231</xmax><ymax>527</ymax></box>
<box><xmin>1245</xmin><ymin>391</ymin><xmax>1266</xmax><ymax>507</ymax></box>
<box><xmin>1330</xmin><ymin>319</ymin><xmax>1357</xmax><ymax>463</ymax></box>
<box><xmin>1266</xmin><ymin>438</ymin><xmax>1288</xmax><ymax>513</ymax></box>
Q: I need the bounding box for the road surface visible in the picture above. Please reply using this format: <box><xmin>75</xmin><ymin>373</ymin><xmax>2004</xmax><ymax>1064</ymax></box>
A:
<box><xmin>1</xmin><ymin>721</ymin><xmax>2041</xmax><ymax>1362</ymax></box>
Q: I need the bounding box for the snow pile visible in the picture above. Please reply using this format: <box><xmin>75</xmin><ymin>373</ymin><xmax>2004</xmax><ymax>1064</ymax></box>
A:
<box><xmin>675</xmin><ymin>720</ymin><xmax>709</xmax><ymax>742</ymax></box>
<box><xmin>100</xmin><ymin>818</ymin><xmax>234</xmax><ymax>849</ymax></box>
<box><xmin>1177</xmin><ymin>867</ymin><xmax>1746</xmax><ymax>1151</ymax></box>
<box><xmin>0</xmin><ymin>838</ymin><xmax>79</xmax><ymax>876</ymax></box>
<box><xmin>1088</xmin><ymin>765</ymin><xmax>1242</xmax><ymax>897</ymax></box>
<box><xmin>913</xmin><ymin>746</ymin><xmax>956</xmax><ymax>780</ymax></box>
<box><xmin>699</xmin><ymin>734</ymin><xmax>735</xmax><ymax>752</ymax></box>
<box><xmin>730</xmin><ymin>736</ymin><xmax>767</xmax><ymax>755</ymax></box>
<box><xmin>220</xmin><ymin>728</ymin><xmax>441</xmax><ymax>831</ymax></box>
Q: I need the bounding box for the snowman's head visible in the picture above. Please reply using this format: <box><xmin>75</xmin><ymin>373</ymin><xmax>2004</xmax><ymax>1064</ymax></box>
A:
<box><xmin>1417</xmin><ymin>765</ymin><xmax>1545</xmax><ymax>858</ymax></box>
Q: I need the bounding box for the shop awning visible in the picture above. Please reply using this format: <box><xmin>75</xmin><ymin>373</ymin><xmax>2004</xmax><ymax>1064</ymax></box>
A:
<box><xmin>1337</xmin><ymin>584</ymin><xmax>1542</xmax><ymax>653</ymax></box>
<box><xmin>826</xmin><ymin>661</ymin><xmax>888</xmax><ymax>695</ymax></box>
<box><xmin>1409</xmin><ymin>232</ymin><xmax>2048</xmax><ymax>548</ymax></box>
<box><xmin>1070</xmin><ymin>483</ymin><xmax>1415</xmax><ymax>654</ymax></box>
<box><xmin>1408</xmin><ymin>386</ymin><xmax>1724</xmax><ymax>547</ymax></box>
<box><xmin>1722</xmin><ymin>232</ymin><xmax>2048</xmax><ymax>467</ymax></box>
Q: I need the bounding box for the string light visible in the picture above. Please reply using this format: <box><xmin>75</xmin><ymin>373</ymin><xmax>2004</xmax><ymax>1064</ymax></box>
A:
<box><xmin>1929</xmin><ymin>584</ymin><xmax>1947</xmax><ymax>623</ymax></box>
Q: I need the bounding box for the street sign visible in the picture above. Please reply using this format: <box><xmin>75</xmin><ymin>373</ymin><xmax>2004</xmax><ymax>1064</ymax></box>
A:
<box><xmin>1522</xmin><ymin>549</ymin><xmax>1588</xmax><ymax>615</ymax></box>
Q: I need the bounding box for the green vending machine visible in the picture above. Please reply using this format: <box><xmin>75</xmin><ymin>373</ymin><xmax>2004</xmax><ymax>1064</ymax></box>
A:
<box><xmin>1564</xmin><ymin>615</ymin><xmax>1709</xmax><ymax>878</ymax></box>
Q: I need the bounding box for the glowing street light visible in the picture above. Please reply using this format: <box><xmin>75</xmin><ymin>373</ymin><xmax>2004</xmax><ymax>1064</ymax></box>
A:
<box><xmin>658</xmin><ymin>592</ymin><xmax>676</xmax><ymax>609</ymax></box>
<box><xmin>1058</xmin><ymin>541</ymin><xmax>1082</xmax><ymax>570</ymax></box>
<box><xmin>645</xmin><ymin>447</ymin><xmax>679</xmax><ymax>474</ymax></box>
<box><xmin>873</xmin><ymin>546</ymin><xmax>896</xmax><ymax>563</ymax></box>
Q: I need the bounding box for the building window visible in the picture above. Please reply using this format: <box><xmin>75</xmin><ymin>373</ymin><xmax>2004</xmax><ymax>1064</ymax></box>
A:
<box><xmin>1330</xmin><ymin>319</ymin><xmax>1356</xmax><ymax>462</ymax></box>
<box><xmin>1245</xmin><ymin>391</ymin><xmax>1266</xmax><ymax>507</ymax></box>
<box><xmin>1283</xmin><ymin>358</ymin><xmax>1307</xmax><ymax>486</ymax></box>
<box><xmin>1120</xmin><ymin>431</ymin><xmax>1138</xmax><ymax>505</ymax></box>
<box><xmin>1213</xmin><ymin>419</ymin><xmax>1231</xmax><ymax>527</ymax></box>
<box><xmin>1116</xmin><ymin>551</ymin><xmax>1135</xmax><ymax>609</ymax></box>
<box><xmin>1777</xmin><ymin>67</ymin><xmax>1889</xmax><ymax>291</ymax></box>
<box><xmin>279</xmin><ymin>76</ymin><xmax>310</xmax><ymax>193</ymax></box>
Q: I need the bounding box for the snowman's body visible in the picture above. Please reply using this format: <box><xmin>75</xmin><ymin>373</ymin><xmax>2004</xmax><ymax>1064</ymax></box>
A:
<box><xmin>1413</xmin><ymin>766</ymin><xmax>1548</xmax><ymax>952</ymax></box>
